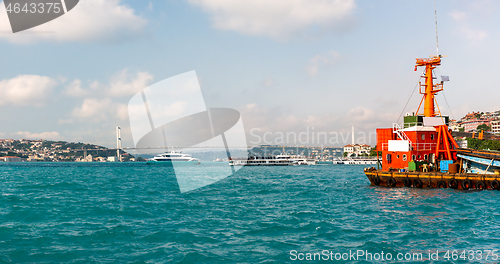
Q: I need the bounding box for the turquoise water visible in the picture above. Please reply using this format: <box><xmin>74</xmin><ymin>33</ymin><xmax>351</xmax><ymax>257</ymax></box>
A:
<box><xmin>1</xmin><ymin>162</ymin><xmax>500</xmax><ymax>263</ymax></box>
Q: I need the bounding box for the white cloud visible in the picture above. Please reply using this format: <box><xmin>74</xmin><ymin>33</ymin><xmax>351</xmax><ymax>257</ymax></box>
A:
<box><xmin>63</xmin><ymin>69</ymin><xmax>153</xmax><ymax>98</ymax></box>
<box><xmin>0</xmin><ymin>0</ymin><xmax>147</xmax><ymax>44</ymax></box>
<box><xmin>263</xmin><ymin>77</ymin><xmax>274</xmax><ymax>87</ymax></box>
<box><xmin>60</xmin><ymin>69</ymin><xmax>154</xmax><ymax>125</ymax></box>
<box><xmin>107</xmin><ymin>69</ymin><xmax>154</xmax><ymax>97</ymax></box>
<box><xmin>188</xmin><ymin>0</ymin><xmax>356</xmax><ymax>39</ymax></box>
<box><xmin>450</xmin><ymin>10</ymin><xmax>466</xmax><ymax>22</ymax></box>
<box><xmin>246</xmin><ymin>103</ymin><xmax>256</xmax><ymax>109</ymax></box>
<box><xmin>64</xmin><ymin>79</ymin><xmax>91</xmax><ymax>97</ymax></box>
<box><xmin>306</xmin><ymin>51</ymin><xmax>340</xmax><ymax>77</ymax></box>
<box><xmin>68</xmin><ymin>98</ymin><xmax>128</xmax><ymax>122</ymax></box>
<box><xmin>15</xmin><ymin>131</ymin><xmax>61</xmax><ymax>140</ymax></box>
<box><xmin>449</xmin><ymin>9</ymin><xmax>487</xmax><ymax>43</ymax></box>
<box><xmin>0</xmin><ymin>75</ymin><xmax>58</xmax><ymax>106</ymax></box>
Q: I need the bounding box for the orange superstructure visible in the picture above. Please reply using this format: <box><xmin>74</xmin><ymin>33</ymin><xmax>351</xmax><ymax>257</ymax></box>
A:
<box><xmin>415</xmin><ymin>56</ymin><xmax>443</xmax><ymax>117</ymax></box>
<box><xmin>377</xmin><ymin>55</ymin><xmax>458</xmax><ymax>172</ymax></box>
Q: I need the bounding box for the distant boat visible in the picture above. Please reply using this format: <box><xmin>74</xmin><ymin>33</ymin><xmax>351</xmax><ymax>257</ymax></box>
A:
<box><xmin>342</xmin><ymin>157</ymin><xmax>380</xmax><ymax>165</ymax></box>
<box><xmin>290</xmin><ymin>156</ymin><xmax>318</xmax><ymax>165</ymax></box>
<box><xmin>230</xmin><ymin>154</ymin><xmax>319</xmax><ymax>166</ymax></box>
<box><xmin>147</xmin><ymin>151</ymin><xmax>200</xmax><ymax>165</ymax></box>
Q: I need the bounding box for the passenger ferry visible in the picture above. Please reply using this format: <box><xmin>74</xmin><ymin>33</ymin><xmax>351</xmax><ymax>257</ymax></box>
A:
<box><xmin>147</xmin><ymin>151</ymin><xmax>200</xmax><ymax>165</ymax></box>
<box><xmin>332</xmin><ymin>157</ymin><xmax>380</xmax><ymax>165</ymax></box>
<box><xmin>229</xmin><ymin>155</ymin><xmax>316</xmax><ymax>166</ymax></box>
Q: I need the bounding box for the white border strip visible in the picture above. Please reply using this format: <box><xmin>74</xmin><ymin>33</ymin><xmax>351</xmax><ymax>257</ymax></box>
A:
<box><xmin>60</xmin><ymin>0</ymin><xmax>68</xmax><ymax>13</ymax></box>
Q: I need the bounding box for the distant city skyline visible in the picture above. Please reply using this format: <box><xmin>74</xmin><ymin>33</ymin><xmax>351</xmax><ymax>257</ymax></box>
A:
<box><xmin>1</xmin><ymin>0</ymin><xmax>499</xmax><ymax>149</ymax></box>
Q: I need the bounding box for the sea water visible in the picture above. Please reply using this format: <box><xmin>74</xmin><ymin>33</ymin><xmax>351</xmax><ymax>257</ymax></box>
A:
<box><xmin>1</xmin><ymin>162</ymin><xmax>500</xmax><ymax>263</ymax></box>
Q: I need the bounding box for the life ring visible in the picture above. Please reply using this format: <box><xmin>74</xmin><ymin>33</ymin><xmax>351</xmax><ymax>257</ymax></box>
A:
<box><xmin>448</xmin><ymin>179</ymin><xmax>458</xmax><ymax>189</ymax></box>
<box><xmin>403</xmin><ymin>178</ymin><xmax>411</xmax><ymax>187</ymax></box>
<box><xmin>491</xmin><ymin>180</ymin><xmax>500</xmax><ymax>190</ymax></box>
<box><xmin>462</xmin><ymin>179</ymin><xmax>472</xmax><ymax>190</ymax></box>
<box><xmin>413</xmin><ymin>178</ymin><xmax>423</xmax><ymax>188</ymax></box>
<box><xmin>373</xmin><ymin>175</ymin><xmax>380</xmax><ymax>185</ymax></box>
<box><xmin>387</xmin><ymin>177</ymin><xmax>396</xmax><ymax>187</ymax></box>
<box><xmin>437</xmin><ymin>181</ymin><xmax>447</xmax><ymax>189</ymax></box>
<box><xmin>476</xmin><ymin>180</ymin><xmax>486</xmax><ymax>190</ymax></box>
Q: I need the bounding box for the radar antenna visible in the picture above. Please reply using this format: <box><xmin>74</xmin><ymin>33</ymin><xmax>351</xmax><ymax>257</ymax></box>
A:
<box><xmin>434</xmin><ymin>0</ymin><xmax>439</xmax><ymax>56</ymax></box>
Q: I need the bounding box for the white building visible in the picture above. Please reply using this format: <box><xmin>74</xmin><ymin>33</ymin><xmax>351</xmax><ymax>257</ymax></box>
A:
<box><xmin>78</xmin><ymin>154</ymin><xmax>93</xmax><ymax>162</ymax></box>
<box><xmin>448</xmin><ymin>120</ymin><xmax>463</xmax><ymax>132</ymax></box>
<box><xmin>491</xmin><ymin>119</ymin><xmax>500</xmax><ymax>134</ymax></box>
<box><xmin>2</xmin><ymin>156</ymin><xmax>22</xmax><ymax>162</ymax></box>
<box><xmin>343</xmin><ymin>144</ymin><xmax>371</xmax><ymax>157</ymax></box>
<box><xmin>455</xmin><ymin>140</ymin><xmax>468</xmax><ymax>149</ymax></box>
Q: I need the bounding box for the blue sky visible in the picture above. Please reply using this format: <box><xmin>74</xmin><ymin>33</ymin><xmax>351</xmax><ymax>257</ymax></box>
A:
<box><xmin>0</xmin><ymin>0</ymin><xmax>499</xmax><ymax>148</ymax></box>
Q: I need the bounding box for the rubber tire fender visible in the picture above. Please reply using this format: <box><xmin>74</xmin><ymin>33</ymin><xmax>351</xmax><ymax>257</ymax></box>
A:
<box><xmin>413</xmin><ymin>178</ymin><xmax>423</xmax><ymax>188</ymax></box>
<box><xmin>491</xmin><ymin>180</ymin><xmax>500</xmax><ymax>190</ymax></box>
<box><xmin>462</xmin><ymin>179</ymin><xmax>472</xmax><ymax>190</ymax></box>
<box><xmin>476</xmin><ymin>180</ymin><xmax>486</xmax><ymax>190</ymax></box>
<box><xmin>387</xmin><ymin>177</ymin><xmax>397</xmax><ymax>187</ymax></box>
<box><xmin>448</xmin><ymin>179</ymin><xmax>458</xmax><ymax>189</ymax></box>
<box><xmin>403</xmin><ymin>178</ymin><xmax>411</xmax><ymax>187</ymax></box>
<box><xmin>373</xmin><ymin>175</ymin><xmax>380</xmax><ymax>186</ymax></box>
<box><xmin>437</xmin><ymin>181</ymin><xmax>447</xmax><ymax>189</ymax></box>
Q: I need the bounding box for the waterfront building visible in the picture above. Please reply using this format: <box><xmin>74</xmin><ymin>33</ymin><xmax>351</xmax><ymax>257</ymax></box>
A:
<box><xmin>2</xmin><ymin>156</ymin><xmax>21</xmax><ymax>162</ymax></box>
<box><xmin>461</xmin><ymin>118</ymin><xmax>492</xmax><ymax>132</ymax></box>
<box><xmin>343</xmin><ymin>144</ymin><xmax>371</xmax><ymax>157</ymax></box>
<box><xmin>448</xmin><ymin>119</ymin><xmax>463</xmax><ymax>132</ymax></box>
<box><xmin>491</xmin><ymin>119</ymin><xmax>500</xmax><ymax>134</ymax></box>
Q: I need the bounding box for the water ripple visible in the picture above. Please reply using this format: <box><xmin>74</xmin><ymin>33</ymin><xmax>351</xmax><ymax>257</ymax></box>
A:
<box><xmin>1</xmin><ymin>163</ymin><xmax>500</xmax><ymax>263</ymax></box>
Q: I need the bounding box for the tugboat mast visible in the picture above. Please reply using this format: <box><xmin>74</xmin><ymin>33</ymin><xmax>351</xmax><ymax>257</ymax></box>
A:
<box><xmin>415</xmin><ymin>56</ymin><xmax>443</xmax><ymax>117</ymax></box>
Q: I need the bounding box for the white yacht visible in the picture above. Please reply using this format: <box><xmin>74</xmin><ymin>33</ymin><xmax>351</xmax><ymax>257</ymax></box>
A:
<box><xmin>147</xmin><ymin>151</ymin><xmax>200</xmax><ymax>165</ymax></box>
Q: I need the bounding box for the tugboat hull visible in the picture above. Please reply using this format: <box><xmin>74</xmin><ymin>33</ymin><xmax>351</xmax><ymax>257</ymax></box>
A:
<box><xmin>364</xmin><ymin>168</ymin><xmax>500</xmax><ymax>190</ymax></box>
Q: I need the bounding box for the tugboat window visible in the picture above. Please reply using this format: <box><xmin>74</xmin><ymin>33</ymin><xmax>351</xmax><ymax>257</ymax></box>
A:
<box><xmin>412</xmin><ymin>155</ymin><xmax>416</xmax><ymax>161</ymax></box>
<box><xmin>397</xmin><ymin>155</ymin><xmax>400</xmax><ymax>159</ymax></box>
<box><xmin>421</xmin><ymin>134</ymin><xmax>425</xmax><ymax>140</ymax></box>
<box><xmin>403</xmin><ymin>154</ymin><xmax>407</xmax><ymax>161</ymax></box>
<box><xmin>424</xmin><ymin>154</ymin><xmax>428</xmax><ymax>160</ymax></box>
<box><xmin>430</xmin><ymin>134</ymin><xmax>435</xmax><ymax>140</ymax></box>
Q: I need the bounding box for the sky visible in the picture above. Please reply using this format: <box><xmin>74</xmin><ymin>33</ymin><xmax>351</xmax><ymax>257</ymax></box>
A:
<box><xmin>0</xmin><ymin>0</ymin><xmax>499</xmax><ymax>149</ymax></box>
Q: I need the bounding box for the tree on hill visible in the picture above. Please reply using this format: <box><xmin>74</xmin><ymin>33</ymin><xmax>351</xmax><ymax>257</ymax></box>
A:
<box><xmin>466</xmin><ymin>138</ymin><xmax>500</xmax><ymax>151</ymax></box>
<box><xmin>477</xmin><ymin>124</ymin><xmax>491</xmax><ymax>132</ymax></box>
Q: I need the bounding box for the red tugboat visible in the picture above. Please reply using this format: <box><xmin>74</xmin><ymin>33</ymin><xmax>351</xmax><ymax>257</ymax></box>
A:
<box><xmin>364</xmin><ymin>55</ymin><xmax>500</xmax><ymax>190</ymax></box>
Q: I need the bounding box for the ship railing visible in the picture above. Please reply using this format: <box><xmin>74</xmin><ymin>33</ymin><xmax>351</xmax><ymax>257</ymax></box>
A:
<box><xmin>392</xmin><ymin>123</ymin><xmax>412</xmax><ymax>143</ymax></box>
<box><xmin>381</xmin><ymin>143</ymin><xmax>436</xmax><ymax>151</ymax></box>
<box><xmin>411</xmin><ymin>143</ymin><xmax>436</xmax><ymax>151</ymax></box>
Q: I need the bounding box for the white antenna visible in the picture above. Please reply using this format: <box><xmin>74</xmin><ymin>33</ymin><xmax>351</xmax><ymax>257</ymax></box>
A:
<box><xmin>434</xmin><ymin>0</ymin><xmax>439</xmax><ymax>56</ymax></box>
